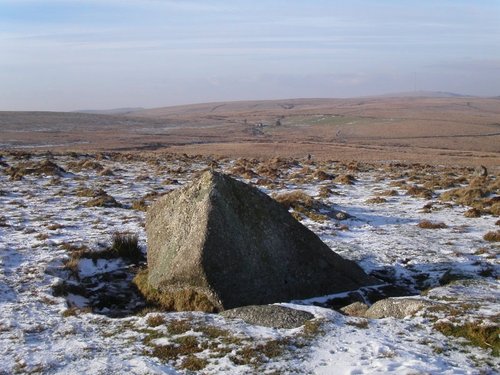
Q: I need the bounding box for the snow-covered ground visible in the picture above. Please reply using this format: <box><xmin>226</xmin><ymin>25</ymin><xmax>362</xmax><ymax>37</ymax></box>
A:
<box><xmin>0</xmin><ymin>152</ymin><xmax>498</xmax><ymax>374</ymax></box>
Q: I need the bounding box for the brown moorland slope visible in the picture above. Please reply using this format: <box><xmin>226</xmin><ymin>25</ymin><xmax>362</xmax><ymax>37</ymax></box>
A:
<box><xmin>1</xmin><ymin>96</ymin><xmax>499</xmax><ymax>166</ymax></box>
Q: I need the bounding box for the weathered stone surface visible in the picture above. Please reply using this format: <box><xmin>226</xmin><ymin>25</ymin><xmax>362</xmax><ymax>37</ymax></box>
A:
<box><xmin>340</xmin><ymin>302</ymin><xmax>369</xmax><ymax>317</ymax></box>
<box><xmin>221</xmin><ymin>305</ymin><xmax>314</xmax><ymax>329</ymax></box>
<box><xmin>145</xmin><ymin>171</ymin><xmax>376</xmax><ymax>311</ymax></box>
<box><xmin>365</xmin><ymin>297</ymin><xmax>435</xmax><ymax>319</ymax></box>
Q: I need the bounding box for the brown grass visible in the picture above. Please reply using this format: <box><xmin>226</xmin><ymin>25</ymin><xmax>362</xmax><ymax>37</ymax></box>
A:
<box><xmin>417</xmin><ymin>220</ymin><xmax>448</xmax><ymax>229</ymax></box>
<box><xmin>2</xmin><ymin>98</ymin><xmax>500</xmax><ymax>167</ymax></box>
<box><xmin>483</xmin><ymin>231</ymin><xmax>500</xmax><ymax>242</ymax></box>
<box><xmin>146</xmin><ymin>314</ymin><xmax>166</xmax><ymax>327</ymax></box>
<box><xmin>406</xmin><ymin>185</ymin><xmax>434</xmax><ymax>199</ymax></box>
<box><xmin>85</xmin><ymin>193</ymin><xmax>121</xmax><ymax>208</ymax></box>
<box><xmin>133</xmin><ymin>270</ymin><xmax>218</xmax><ymax>312</ymax></box>
<box><xmin>180</xmin><ymin>355</ymin><xmax>208</xmax><ymax>371</ymax></box>
<box><xmin>464</xmin><ymin>208</ymin><xmax>481</xmax><ymax>218</ymax></box>
<box><xmin>131</xmin><ymin>199</ymin><xmax>148</xmax><ymax>211</ymax></box>
<box><xmin>365</xmin><ymin>197</ymin><xmax>387</xmax><ymax>204</ymax></box>
<box><xmin>434</xmin><ymin>321</ymin><xmax>499</xmax><ymax>356</ymax></box>
<box><xmin>273</xmin><ymin>190</ymin><xmax>316</xmax><ymax>210</ymax></box>
<box><xmin>334</xmin><ymin>174</ymin><xmax>356</xmax><ymax>185</ymax></box>
<box><xmin>377</xmin><ymin>189</ymin><xmax>399</xmax><ymax>197</ymax></box>
<box><xmin>440</xmin><ymin>187</ymin><xmax>487</xmax><ymax>206</ymax></box>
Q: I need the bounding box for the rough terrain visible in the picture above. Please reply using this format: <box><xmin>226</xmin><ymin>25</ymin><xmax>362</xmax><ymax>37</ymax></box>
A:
<box><xmin>0</xmin><ymin>150</ymin><xmax>498</xmax><ymax>374</ymax></box>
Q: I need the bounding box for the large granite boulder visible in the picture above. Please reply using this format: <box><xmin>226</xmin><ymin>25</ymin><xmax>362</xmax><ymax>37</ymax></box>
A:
<box><xmin>144</xmin><ymin>171</ymin><xmax>375</xmax><ymax>312</ymax></box>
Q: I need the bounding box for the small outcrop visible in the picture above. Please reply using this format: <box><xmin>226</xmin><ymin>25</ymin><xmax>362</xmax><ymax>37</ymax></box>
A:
<box><xmin>140</xmin><ymin>171</ymin><xmax>376</xmax><ymax>312</ymax></box>
<box><xmin>340</xmin><ymin>302</ymin><xmax>369</xmax><ymax>317</ymax></box>
<box><xmin>364</xmin><ymin>297</ymin><xmax>435</xmax><ymax>319</ymax></box>
<box><xmin>221</xmin><ymin>305</ymin><xmax>314</xmax><ymax>329</ymax></box>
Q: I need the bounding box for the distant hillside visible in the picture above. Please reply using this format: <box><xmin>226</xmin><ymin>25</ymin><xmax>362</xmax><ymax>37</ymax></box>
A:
<box><xmin>73</xmin><ymin>107</ymin><xmax>145</xmax><ymax>115</ymax></box>
<box><xmin>374</xmin><ymin>91</ymin><xmax>474</xmax><ymax>98</ymax></box>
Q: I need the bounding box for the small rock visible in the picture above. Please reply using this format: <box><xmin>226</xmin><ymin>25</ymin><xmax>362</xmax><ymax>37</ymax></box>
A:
<box><xmin>365</xmin><ymin>297</ymin><xmax>434</xmax><ymax>319</ymax></box>
<box><xmin>221</xmin><ymin>305</ymin><xmax>314</xmax><ymax>329</ymax></box>
<box><xmin>340</xmin><ymin>302</ymin><xmax>369</xmax><ymax>317</ymax></box>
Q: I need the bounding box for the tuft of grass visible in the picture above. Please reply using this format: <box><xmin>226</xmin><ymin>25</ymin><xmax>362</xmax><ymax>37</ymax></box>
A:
<box><xmin>167</xmin><ymin>319</ymin><xmax>193</xmax><ymax>335</ymax></box>
<box><xmin>85</xmin><ymin>193</ymin><xmax>121</xmax><ymax>208</ymax></box>
<box><xmin>273</xmin><ymin>190</ymin><xmax>316</xmax><ymax>210</ymax></box>
<box><xmin>180</xmin><ymin>355</ymin><xmax>208</xmax><ymax>371</ymax></box>
<box><xmin>131</xmin><ymin>199</ymin><xmax>148</xmax><ymax>211</ymax></box>
<box><xmin>313</xmin><ymin>169</ymin><xmax>334</xmax><ymax>181</ymax></box>
<box><xmin>483</xmin><ymin>231</ymin><xmax>500</xmax><ymax>242</ymax></box>
<box><xmin>273</xmin><ymin>190</ymin><xmax>328</xmax><ymax>222</ymax></box>
<box><xmin>146</xmin><ymin>314</ymin><xmax>166</xmax><ymax>327</ymax></box>
<box><xmin>334</xmin><ymin>174</ymin><xmax>356</xmax><ymax>185</ymax></box>
<box><xmin>61</xmin><ymin>233</ymin><xmax>143</xmax><ymax>279</ymax></box>
<box><xmin>406</xmin><ymin>185</ymin><xmax>433</xmax><ymax>199</ymax></box>
<box><xmin>377</xmin><ymin>189</ymin><xmax>398</xmax><ymax>197</ymax></box>
<box><xmin>464</xmin><ymin>208</ymin><xmax>481</xmax><ymax>218</ymax></box>
<box><xmin>149</xmin><ymin>335</ymin><xmax>202</xmax><ymax>362</ymax></box>
<box><xmin>434</xmin><ymin>321</ymin><xmax>499</xmax><ymax>356</ymax></box>
<box><xmin>230</xmin><ymin>339</ymin><xmax>290</xmax><ymax>366</ymax></box>
<box><xmin>418</xmin><ymin>220</ymin><xmax>448</xmax><ymax>229</ymax></box>
<box><xmin>109</xmin><ymin>232</ymin><xmax>142</xmax><ymax>263</ymax></box>
<box><xmin>365</xmin><ymin>197</ymin><xmax>386</xmax><ymax>204</ymax></box>
<box><xmin>440</xmin><ymin>187</ymin><xmax>487</xmax><ymax>206</ymax></box>
<box><xmin>318</xmin><ymin>185</ymin><xmax>335</xmax><ymax>198</ymax></box>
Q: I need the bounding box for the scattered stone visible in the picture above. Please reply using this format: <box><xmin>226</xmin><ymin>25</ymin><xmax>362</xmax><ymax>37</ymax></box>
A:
<box><xmin>143</xmin><ymin>171</ymin><xmax>376</xmax><ymax>312</ymax></box>
<box><xmin>340</xmin><ymin>302</ymin><xmax>369</xmax><ymax>317</ymax></box>
<box><xmin>365</xmin><ymin>297</ymin><xmax>435</xmax><ymax>319</ymax></box>
<box><xmin>221</xmin><ymin>305</ymin><xmax>314</xmax><ymax>329</ymax></box>
<box><xmin>334</xmin><ymin>211</ymin><xmax>351</xmax><ymax>220</ymax></box>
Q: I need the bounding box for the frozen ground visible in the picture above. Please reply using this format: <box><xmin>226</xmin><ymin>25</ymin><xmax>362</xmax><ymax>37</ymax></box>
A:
<box><xmin>0</xmin><ymin>152</ymin><xmax>498</xmax><ymax>374</ymax></box>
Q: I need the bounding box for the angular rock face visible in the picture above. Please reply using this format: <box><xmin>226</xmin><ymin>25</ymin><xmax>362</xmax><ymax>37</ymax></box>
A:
<box><xmin>145</xmin><ymin>171</ymin><xmax>375</xmax><ymax>311</ymax></box>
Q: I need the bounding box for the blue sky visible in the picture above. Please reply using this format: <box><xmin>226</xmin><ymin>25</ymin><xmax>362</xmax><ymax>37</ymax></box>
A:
<box><xmin>1</xmin><ymin>0</ymin><xmax>499</xmax><ymax>110</ymax></box>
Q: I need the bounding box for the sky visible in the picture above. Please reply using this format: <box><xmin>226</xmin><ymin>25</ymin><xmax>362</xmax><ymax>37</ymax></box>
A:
<box><xmin>1</xmin><ymin>0</ymin><xmax>499</xmax><ymax>111</ymax></box>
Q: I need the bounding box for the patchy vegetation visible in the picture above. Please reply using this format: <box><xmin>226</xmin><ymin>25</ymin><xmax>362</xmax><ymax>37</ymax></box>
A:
<box><xmin>417</xmin><ymin>220</ymin><xmax>448</xmax><ymax>229</ymax></box>
<box><xmin>133</xmin><ymin>270</ymin><xmax>218</xmax><ymax>312</ymax></box>
<box><xmin>0</xmin><ymin>150</ymin><xmax>498</xmax><ymax>374</ymax></box>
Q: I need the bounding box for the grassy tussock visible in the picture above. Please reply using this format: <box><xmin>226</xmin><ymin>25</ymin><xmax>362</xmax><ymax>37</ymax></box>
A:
<box><xmin>131</xmin><ymin>199</ymin><xmax>148</xmax><ymax>211</ymax></box>
<box><xmin>483</xmin><ymin>231</ymin><xmax>500</xmax><ymax>242</ymax></box>
<box><xmin>365</xmin><ymin>197</ymin><xmax>386</xmax><ymax>204</ymax></box>
<box><xmin>440</xmin><ymin>187</ymin><xmax>486</xmax><ymax>206</ymax></box>
<box><xmin>133</xmin><ymin>270</ymin><xmax>218</xmax><ymax>312</ymax></box>
<box><xmin>377</xmin><ymin>189</ymin><xmax>399</xmax><ymax>197</ymax></box>
<box><xmin>146</xmin><ymin>314</ymin><xmax>166</xmax><ymax>327</ymax></box>
<box><xmin>313</xmin><ymin>169</ymin><xmax>334</xmax><ymax>181</ymax></box>
<box><xmin>406</xmin><ymin>185</ymin><xmax>434</xmax><ymax>199</ymax></box>
<box><xmin>63</xmin><ymin>233</ymin><xmax>143</xmax><ymax>273</ymax></box>
<box><xmin>464</xmin><ymin>208</ymin><xmax>481</xmax><ymax>218</ymax></box>
<box><xmin>273</xmin><ymin>190</ymin><xmax>316</xmax><ymax>209</ymax></box>
<box><xmin>334</xmin><ymin>174</ymin><xmax>356</xmax><ymax>185</ymax></box>
<box><xmin>434</xmin><ymin>321</ymin><xmax>499</xmax><ymax>356</ymax></box>
<box><xmin>85</xmin><ymin>192</ymin><xmax>121</xmax><ymax>208</ymax></box>
<box><xmin>230</xmin><ymin>165</ymin><xmax>256</xmax><ymax>179</ymax></box>
<box><xmin>273</xmin><ymin>190</ymin><xmax>329</xmax><ymax>222</ymax></box>
<box><xmin>417</xmin><ymin>220</ymin><xmax>448</xmax><ymax>229</ymax></box>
